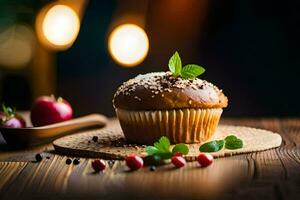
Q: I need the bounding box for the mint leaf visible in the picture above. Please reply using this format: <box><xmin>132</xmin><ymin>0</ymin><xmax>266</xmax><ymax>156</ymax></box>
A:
<box><xmin>181</xmin><ymin>64</ymin><xmax>205</xmax><ymax>79</ymax></box>
<box><xmin>225</xmin><ymin>135</ymin><xmax>243</xmax><ymax>150</ymax></box>
<box><xmin>199</xmin><ymin>140</ymin><xmax>224</xmax><ymax>152</ymax></box>
<box><xmin>168</xmin><ymin>51</ymin><xmax>182</xmax><ymax>76</ymax></box>
<box><xmin>154</xmin><ymin>138</ymin><xmax>170</xmax><ymax>153</ymax></box>
<box><xmin>154</xmin><ymin>142</ymin><xmax>164</xmax><ymax>152</ymax></box>
<box><xmin>224</xmin><ymin>135</ymin><xmax>238</xmax><ymax>142</ymax></box>
<box><xmin>159</xmin><ymin>136</ymin><xmax>170</xmax><ymax>152</ymax></box>
<box><xmin>198</xmin><ymin>135</ymin><xmax>244</xmax><ymax>153</ymax></box>
<box><xmin>172</xmin><ymin>143</ymin><xmax>189</xmax><ymax>155</ymax></box>
<box><xmin>146</xmin><ymin>146</ymin><xmax>159</xmax><ymax>156</ymax></box>
<box><xmin>146</xmin><ymin>136</ymin><xmax>190</xmax><ymax>161</ymax></box>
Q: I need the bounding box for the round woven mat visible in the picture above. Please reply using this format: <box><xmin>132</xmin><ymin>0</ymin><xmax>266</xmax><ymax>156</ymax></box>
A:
<box><xmin>53</xmin><ymin>119</ymin><xmax>282</xmax><ymax>161</ymax></box>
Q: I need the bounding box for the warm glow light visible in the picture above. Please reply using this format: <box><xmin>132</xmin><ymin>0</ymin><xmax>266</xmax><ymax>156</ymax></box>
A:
<box><xmin>108</xmin><ymin>24</ymin><xmax>149</xmax><ymax>67</ymax></box>
<box><xmin>42</xmin><ymin>5</ymin><xmax>80</xmax><ymax>46</ymax></box>
<box><xmin>0</xmin><ymin>25</ymin><xmax>35</xmax><ymax>69</ymax></box>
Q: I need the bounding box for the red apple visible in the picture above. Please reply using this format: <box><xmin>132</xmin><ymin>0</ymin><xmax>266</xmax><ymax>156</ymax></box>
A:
<box><xmin>0</xmin><ymin>105</ymin><xmax>26</xmax><ymax>128</ymax></box>
<box><xmin>30</xmin><ymin>95</ymin><xmax>73</xmax><ymax>127</ymax></box>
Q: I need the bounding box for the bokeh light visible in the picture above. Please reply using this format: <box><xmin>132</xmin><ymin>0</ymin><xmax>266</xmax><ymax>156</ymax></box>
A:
<box><xmin>0</xmin><ymin>25</ymin><xmax>35</xmax><ymax>69</ymax></box>
<box><xmin>108</xmin><ymin>24</ymin><xmax>149</xmax><ymax>67</ymax></box>
<box><xmin>41</xmin><ymin>4</ymin><xmax>80</xmax><ymax>47</ymax></box>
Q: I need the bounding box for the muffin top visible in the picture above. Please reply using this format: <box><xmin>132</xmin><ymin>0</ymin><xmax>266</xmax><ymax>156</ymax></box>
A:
<box><xmin>113</xmin><ymin>71</ymin><xmax>228</xmax><ymax>110</ymax></box>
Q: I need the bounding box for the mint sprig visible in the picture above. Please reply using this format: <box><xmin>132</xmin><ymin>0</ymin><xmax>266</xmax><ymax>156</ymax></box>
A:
<box><xmin>146</xmin><ymin>136</ymin><xmax>189</xmax><ymax>160</ymax></box>
<box><xmin>168</xmin><ymin>51</ymin><xmax>205</xmax><ymax>79</ymax></box>
<box><xmin>199</xmin><ymin>135</ymin><xmax>244</xmax><ymax>152</ymax></box>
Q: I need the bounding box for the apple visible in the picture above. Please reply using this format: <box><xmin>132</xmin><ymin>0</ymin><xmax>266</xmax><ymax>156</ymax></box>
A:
<box><xmin>0</xmin><ymin>105</ymin><xmax>26</xmax><ymax>128</ymax></box>
<box><xmin>30</xmin><ymin>95</ymin><xmax>73</xmax><ymax>127</ymax></box>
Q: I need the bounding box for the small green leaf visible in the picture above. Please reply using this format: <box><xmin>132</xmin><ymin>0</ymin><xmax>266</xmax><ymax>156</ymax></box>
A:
<box><xmin>153</xmin><ymin>136</ymin><xmax>169</xmax><ymax>152</ymax></box>
<box><xmin>224</xmin><ymin>135</ymin><xmax>243</xmax><ymax>150</ymax></box>
<box><xmin>157</xmin><ymin>136</ymin><xmax>170</xmax><ymax>152</ymax></box>
<box><xmin>224</xmin><ymin>135</ymin><xmax>238</xmax><ymax>142</ymax></box>
<box><xmin>153</xmin><ymin>142</ymin><xmax>163</xmax><ymax>152</ymax></box>
<box><xmin>199</xmin><ymin>140</ymin><xmax>224</xmax><ymax>152</ymax></box>
<box><xmin>145</xmin><ymin>146</ymin><xmax>159</xmax><ymax>156</ymax></box>
<box><xmin>181</xmin><ymin>64</ymin><xmax>205</xmax><ymax>79</ymax></box>
<box><xmin>172</xmin><ymin>143</ymin><xmax>189</xmax><ymax>155</ymax></box>
<box><xmin>225</xmin><ymin>138</ymin><xmax>243</xmax><ymax>150</ymax></box>
<box><xmin>168</xmin><ymin>51</ymin><xmax>182</xmax><ymax>76</ymax></box>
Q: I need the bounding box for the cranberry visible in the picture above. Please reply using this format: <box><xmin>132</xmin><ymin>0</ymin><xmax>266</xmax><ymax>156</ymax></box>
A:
<box><xmin>125</xmin><ymin>155</ymin><xmax>143</xmax><ymax>170</ymax></box>
<box><xmin>173</xmin><ymin>152</ymin><xmax>183</xmax><ymax>157</ymax></box>
<box><xmin>171</xmin><ymin>156</ymin><xmax>186</xmax><ymax>168</ymax></box>
<box><xmin>197</xmin><ymin>153</ymin><xmax>213</xmax><ymax>167</ymax></box>
<box><xmin>92</xmin><ymin>159</ymin><xmax>106</xmax><ymax>172</ymax></box>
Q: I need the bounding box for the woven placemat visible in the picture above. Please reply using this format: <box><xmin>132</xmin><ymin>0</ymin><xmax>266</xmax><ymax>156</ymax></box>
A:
<box><xmin>53</xmin><ymin>120</ymin><xmax>282</xmax><ymax>161</ymax></box>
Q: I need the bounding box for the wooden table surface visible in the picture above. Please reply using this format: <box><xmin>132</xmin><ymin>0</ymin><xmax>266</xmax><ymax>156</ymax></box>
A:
<box><xmin>0</xmin><ymin>117</ymin><xmax>300</xmax><ymax>200</ymax></box>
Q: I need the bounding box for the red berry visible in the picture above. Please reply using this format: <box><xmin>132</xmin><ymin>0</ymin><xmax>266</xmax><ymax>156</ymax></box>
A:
<box><xmin>125</xmin><ymin>155</ymin><xmax>143</xmax><ymax>170</ymax></box>
<box><xmin>197</xmin><ymin>153</ymin><xmax>213</xmax><ymax>167</ymax></box>
<box><xmin>171</xmin><ymin>156</ymin><xmax>186</xmax><ymax>168</ymax></box>
<box><xmin>91</xmin><ymin>159</ymin><xmax>106</xmax><ymax>172</ymax></box>
<box><xmin>173</xmin><ymin>152</ymin><xmax>183</xmax><ymax>157</ymax></box>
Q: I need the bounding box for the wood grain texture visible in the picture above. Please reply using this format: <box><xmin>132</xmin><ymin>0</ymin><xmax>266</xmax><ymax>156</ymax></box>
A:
<box><xmin>0</xmin><ymin>118</ymin><xmax>300</xmax><ymax>200</ymax></box>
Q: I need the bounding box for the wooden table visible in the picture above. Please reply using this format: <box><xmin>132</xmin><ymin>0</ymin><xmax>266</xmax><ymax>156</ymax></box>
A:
<box><xmin>0</xmin><ymin>118</ymin><xmax>300</xmax><ymax>200</ymax></box>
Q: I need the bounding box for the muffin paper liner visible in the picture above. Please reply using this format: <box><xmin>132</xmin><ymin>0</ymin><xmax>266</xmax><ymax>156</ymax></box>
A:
<box><xmin>116</xmin><ymin>108</ymin><xmax>223</xmax><ymax>144</ymax></box>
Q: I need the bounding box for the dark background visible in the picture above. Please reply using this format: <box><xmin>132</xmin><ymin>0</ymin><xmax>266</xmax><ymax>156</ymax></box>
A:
<box><xmin>1</xmin><ymin>0</ymin><xmax>300</xmax><ymax>117</ymax></box>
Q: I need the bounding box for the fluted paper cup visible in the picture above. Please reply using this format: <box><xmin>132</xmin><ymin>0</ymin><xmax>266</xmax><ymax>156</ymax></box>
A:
<box><xmin>115</xmin><ymin>108</ymin><xmax>223</xmax><ymax>144</ymax></box>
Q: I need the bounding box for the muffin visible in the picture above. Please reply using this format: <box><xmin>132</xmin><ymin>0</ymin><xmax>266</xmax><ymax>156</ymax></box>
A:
<box><xmin>113</xmin><ymin>71</ymin><xmax>228</xmax><ymax>144</ymax></box>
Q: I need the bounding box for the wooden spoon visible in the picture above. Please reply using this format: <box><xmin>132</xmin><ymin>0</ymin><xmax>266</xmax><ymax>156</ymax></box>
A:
<box><xmin>0</xmin><ymin>114</ymin><xmax>107</xmax><ymax>146</ymax></box>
